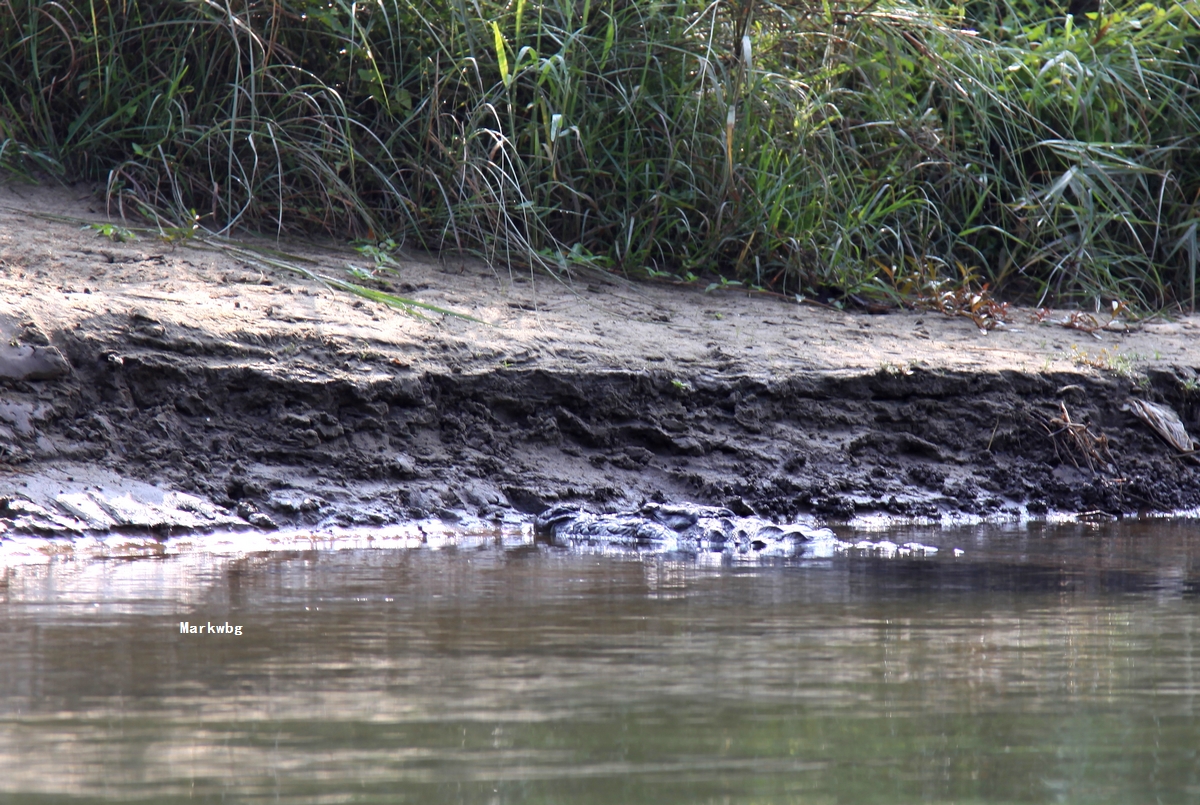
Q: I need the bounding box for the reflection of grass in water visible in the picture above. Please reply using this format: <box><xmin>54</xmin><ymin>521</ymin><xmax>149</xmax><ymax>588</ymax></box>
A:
<box><xmin>3</xmin><ymin>543</ymin><xmax>1198</xmax><ymax>803</ymax></box>
<box><xmin>3</xmin><ymin>0</ymin><xmax>1200</xmax><ymax>311</ymax></box>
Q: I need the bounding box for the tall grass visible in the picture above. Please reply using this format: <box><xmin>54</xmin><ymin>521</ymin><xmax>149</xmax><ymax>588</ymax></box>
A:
<box><xmin>1</xmin><ymin>0</ymin><xmax>1198</xmax><ymax>309</ymax></box>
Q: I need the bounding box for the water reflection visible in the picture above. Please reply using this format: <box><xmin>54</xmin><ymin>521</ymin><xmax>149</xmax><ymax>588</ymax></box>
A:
<box><xmin>0</xmin><ymin>521</ymin><xmax>1198</xmax><ymax>803</ymax></box>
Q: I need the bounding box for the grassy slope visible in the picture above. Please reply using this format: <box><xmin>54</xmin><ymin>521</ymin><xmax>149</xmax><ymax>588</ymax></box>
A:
<box><xmin>1</xmin><ymin>0</ymin><xmax>1198</xmax><ymax>311</ymax></box>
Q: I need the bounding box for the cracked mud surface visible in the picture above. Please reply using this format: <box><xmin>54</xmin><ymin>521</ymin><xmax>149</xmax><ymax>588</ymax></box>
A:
<box><xmin>3</xmin><ymin>181</ymin><xmax>1200</xmax><ymax>538</ymax></box>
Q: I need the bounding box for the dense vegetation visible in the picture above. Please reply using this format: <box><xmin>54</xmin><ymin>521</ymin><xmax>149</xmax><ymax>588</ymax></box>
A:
<box><xmin>2</xmin><ymin>0</ymin><xmax>1198</xmax><ymax>309</ymax></box>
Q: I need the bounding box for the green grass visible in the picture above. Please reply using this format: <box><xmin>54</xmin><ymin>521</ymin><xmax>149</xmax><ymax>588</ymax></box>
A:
<box><xmin>2</xmin><ymin>0</ymin><xmax>1199</xmax><ymax>311</ymax></box>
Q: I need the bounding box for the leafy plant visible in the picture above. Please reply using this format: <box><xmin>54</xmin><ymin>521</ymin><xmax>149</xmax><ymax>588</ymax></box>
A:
<box><xmin>83</xmin><ymin>222</ymin><xmax>137</xmax><ymax>243</ymax></box>
<box><xmin>354</xmin><ymin>239</ymin><xmax>402</xmax><ymax>272</ymax></box>
<box><xmin>1068</xmin><ymin>345</ymin><xmax>1143</xmax><ymax>377</ymax></box>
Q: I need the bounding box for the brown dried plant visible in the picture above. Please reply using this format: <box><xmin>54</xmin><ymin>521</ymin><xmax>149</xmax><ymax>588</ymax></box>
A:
<box><xmin>878</xmin><ymin>258</ymin><xmax>1010</xmax><ymax>331</ymax></box>
<box><xmin>1035</xmin><ymin>402</ymin><xmax>1114</xmax><ymax>475</ymax></box>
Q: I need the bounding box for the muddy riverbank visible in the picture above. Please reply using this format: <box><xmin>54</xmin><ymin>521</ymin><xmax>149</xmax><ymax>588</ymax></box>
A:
<box><xmin>3</xmin><ymin>181</ymin><xmax>1200</xmax><ymax>538</ymax></box>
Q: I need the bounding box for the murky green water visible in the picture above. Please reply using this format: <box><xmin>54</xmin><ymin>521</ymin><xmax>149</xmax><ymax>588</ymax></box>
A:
<box><xmin>1</xmin><ymin>520</ymin><xmax>1199</xmax><ymax>804</ymax></box>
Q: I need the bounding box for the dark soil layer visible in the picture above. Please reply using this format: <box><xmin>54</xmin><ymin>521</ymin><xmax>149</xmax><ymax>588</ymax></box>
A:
<box><xmin>8</xmin><ymin>319</ymin><xmax>1200</xmax><ymax>529</ymax></box>
<box><xmin>3</xmin><ymin>184</ymin><xmax>1200</xmax><ymax>534</ymax></box>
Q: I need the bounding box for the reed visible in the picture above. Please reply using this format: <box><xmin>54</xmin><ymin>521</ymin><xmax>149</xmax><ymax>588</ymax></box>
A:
<box><xmin>2</xmin><ymin>0</ymin><xmax>1198</xmax><ymax>310</ymax></box>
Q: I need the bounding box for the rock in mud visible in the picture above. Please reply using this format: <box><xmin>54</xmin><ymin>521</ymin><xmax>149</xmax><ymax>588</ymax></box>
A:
<box><xmin>0</xmin><ymin>343</ymin><xmax>70</xmax><ymax>381</ymax></box>
<box><xmin>236</xmin><ymin>501</ymin><xmax>279</xmax><ymax>530</ymax></box>
<box><xmin>536</xmin><ymin>502</ymin><xmax>835</xmax><ymax>557</ymax></box>
<box><xmin>0</xmin><ymin>489</ymin><xmax>245</xmax><ymax>537</ymax></box>
<box><xmin>1</xmin><ymin>497</ymin><xmax>85</xmax><ymax>534</ymax></box>
<box><xmin>267</xmin><ymin>490</ymin><xmax>325</xmax><ymax>515</ymax></box>
<box><xmin>93</xmin><ymin>493</ymin><xmax>181</xmax><ymax>530</ymax></box>
<box><xmin>459</xmin><ymin>480</ymin><xmax>508</xmax><ymax>511</ymax></box>
<box><xmin>56</xmin><ymin>493</ymin><xmax>119</xmax><ymax>530</ymax></box>
<box><xmin>0</xmin><ymin>314</ymin><xmax>70</xmax><ymax>381</ymax></box>
<box><xmin>163</xmin><ymin>491</ymin><xmax>245</xmax><ymax>528</ymax></box>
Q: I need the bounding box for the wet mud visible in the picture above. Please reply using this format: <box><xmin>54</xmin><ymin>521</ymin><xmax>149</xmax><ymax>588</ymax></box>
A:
<box><xmin>4</xmin><ymin>301</ymin><xmax>1200</xmax><ymax>537</ymax></box>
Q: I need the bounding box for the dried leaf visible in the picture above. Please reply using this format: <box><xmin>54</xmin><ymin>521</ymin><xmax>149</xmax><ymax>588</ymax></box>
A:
<box><xmin>1127</xmin><ymin>399</ymin><xmax>1194</xmax><ymax>453</ymax></box>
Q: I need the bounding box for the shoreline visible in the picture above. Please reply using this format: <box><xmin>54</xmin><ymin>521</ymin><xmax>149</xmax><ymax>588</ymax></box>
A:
<box><xmin>3</xmin><ymin>181</ymin><xmax>1200</xmax><ymax>541</ymax></box>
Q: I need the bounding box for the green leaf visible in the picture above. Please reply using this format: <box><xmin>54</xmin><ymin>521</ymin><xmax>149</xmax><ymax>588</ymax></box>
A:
<box><xmin>491</xmin><ymin>21</ymin><xmax>511</xmax><ymax>88</ymax></box>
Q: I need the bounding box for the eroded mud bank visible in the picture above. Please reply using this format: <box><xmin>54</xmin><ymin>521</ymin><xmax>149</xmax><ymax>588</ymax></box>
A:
<box><xmin>2</xmin><ymin>183</ymin><xmax>1200</xmax><ymax>539</ymax></box>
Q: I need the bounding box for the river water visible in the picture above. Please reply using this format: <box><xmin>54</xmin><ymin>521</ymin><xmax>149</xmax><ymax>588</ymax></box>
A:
<box><xmin>1</xmin><ymin>520</ymin><xmax>1198</xmax><ymax>804</ymax></box>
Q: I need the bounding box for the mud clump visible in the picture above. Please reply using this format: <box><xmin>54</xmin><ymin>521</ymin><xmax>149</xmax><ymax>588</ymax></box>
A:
<box><xmin>536</xmin><ymin>502</ymin><xmax>837</xmax><ymax>556</ymax></box>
